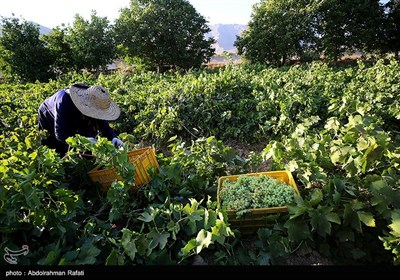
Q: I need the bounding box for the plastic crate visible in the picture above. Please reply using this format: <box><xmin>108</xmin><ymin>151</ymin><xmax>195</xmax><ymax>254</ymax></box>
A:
<box><xmin>88</xmin><ymin>147</ymin><xmax>159</xmax><ymax>192</ymax></box>
<box><xmin>217</xmin><ymin>170</ymin><xmax>300</xmax><ymax>234</ymax></box>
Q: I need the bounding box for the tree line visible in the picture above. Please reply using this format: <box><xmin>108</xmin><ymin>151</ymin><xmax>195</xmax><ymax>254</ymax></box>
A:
<box><xmin>0</xmin><ymin>0</ymin><xmax>399</xmax><ymax>83</ymax></box>
<box><xmin>236</xmin><ymin>0</ymin><xmax>400</xmax><ymax>66</ymax></box>
<box><xmin>0</xmin><ymin>0</ymin><xmax>215</xmax><ymax>83</ymax></box>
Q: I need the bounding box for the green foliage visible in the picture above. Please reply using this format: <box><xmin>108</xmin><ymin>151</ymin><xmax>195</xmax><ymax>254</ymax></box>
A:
<box><xmin>0</xmin><ymin>117</ymin><xmax>84</xmax><ymax>265</ymax></box>
<box><xmin>115</xmin><ymin>197</ymin><xmax>234</xmax><ymax>264</ymax></box>
<box><xmin>41</xmin><ymin>26</ymin><xmax>74</xmax><ymax>76</ymax></box>
<box><xmin>236</xmin><ymin>0</ymin><xmax>386</xmax><ymax>64</ymax></box>
<box><xmin>114</xmin><ymin>0</ymin><xmax>215</xmax><ymax>72</ymax></box>
<box><xmin>145</xmin><ymin>136</ymin><xmax>247</xmax><ymax>203</ymax></box>
<box><xmin>67</xmin><ymin>11</ymin><xmax>117</xmax><ymax>73</ymax></box>
<box><xmin>383</xmin><ymin>0</ymin><xmax>400</xmax><ymax>56</ymax></box>
<box><xmin>317</xmin><ymin>0</ymin><xmax>384</xmax><ymax>61</ymax></box>
<box><xmin>65</xmin><ymin>135</ymin><xmax>135</xmax><ymax>222</ymax></box>
<box><xmin>0</xmin><ymin>11</ymin><xmax>118</xmax><ymax>81</ymax></box>
<box><xmin>235</xmin><ymin>0</ymin><xmax>320</xmax><ymax>66</ymax></box>
<box><xmin>0</xmin><ymin>16</ymin><xmax>53</xmax><ymax>82</ymax></box>
<box><xmin>1</xmin><ymin>60</ymin><xmax>399</xmax><ymax>265</ymax></box>
<box><xmin>379</xmin><ymin>209</ymin><xmax>400</xmax><ymax>265</ymax></box>
<box><xmin>263</xmin><ymin>111</ymin><xmax>400</xmax><ymax>263</ymax></box>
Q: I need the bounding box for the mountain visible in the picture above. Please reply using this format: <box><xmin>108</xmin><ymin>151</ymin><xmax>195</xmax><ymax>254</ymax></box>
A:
<box><xmin>208</xmin><ymin>24</ymin><xmax>247</xmax><ymax>54</ymax></box>
<box><xmin>37</xmin><ymin>23</ymin><xmax>52</xmax><ymax>35</ymax></box>
<box><xmin>0</xmin><ymin>22</ymin><xmax>51</xmax><ymax>36</ymax></box>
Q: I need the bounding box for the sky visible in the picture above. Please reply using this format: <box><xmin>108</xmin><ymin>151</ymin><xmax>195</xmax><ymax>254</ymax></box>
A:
<box><xmin>0</xmin><ymin>0</ymin><xmax>260</xmax><ymax>28</ymax></box>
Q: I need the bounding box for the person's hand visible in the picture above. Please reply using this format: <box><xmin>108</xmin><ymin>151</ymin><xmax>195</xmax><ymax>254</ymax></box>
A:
<box><xmin>112</xmin><ymin>137</ymin><xmax>125</xmax><ymax>149</ymax></box>
<box><xmin>87</xmin><ymin>137</ymin><xmax>97</xmax><ymax>145</ymax></box>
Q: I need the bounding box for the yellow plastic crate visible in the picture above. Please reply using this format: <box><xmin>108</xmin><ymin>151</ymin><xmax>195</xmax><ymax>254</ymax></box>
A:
<box><xmin>88</xmin><ymin>147</ymin><xmax>159</xmax><ymax>192</ymax></box>
<box><xmin>217</xmin><ymin>170</ymin><xmax>300</xmax><ymax>234</ymax></box>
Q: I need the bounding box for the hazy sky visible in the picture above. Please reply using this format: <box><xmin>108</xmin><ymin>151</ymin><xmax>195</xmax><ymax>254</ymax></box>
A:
<box><xmin>1</xmin><ymin>0</ymin><xmax>260</xmax><ymax>28</ymax></box>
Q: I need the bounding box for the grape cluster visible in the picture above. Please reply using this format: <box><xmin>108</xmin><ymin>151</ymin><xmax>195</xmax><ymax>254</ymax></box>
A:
<box><xmin>220</xmin><ymin>175</ymin><xmax>296</xmax><ymax>211</ymax></box>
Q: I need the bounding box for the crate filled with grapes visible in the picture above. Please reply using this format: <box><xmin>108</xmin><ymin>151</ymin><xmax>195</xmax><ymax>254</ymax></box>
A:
<box><xmin>217</xmin><ymin>171</ymin><xmax>300</xmax><ymax>234</ymax></box>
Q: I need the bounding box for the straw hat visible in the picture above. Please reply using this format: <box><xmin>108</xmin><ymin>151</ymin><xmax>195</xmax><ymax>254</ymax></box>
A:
<box><xmin>69</xmin><ymin>84</ymin><xmax>121</xmax><ymax>121</ymax></box>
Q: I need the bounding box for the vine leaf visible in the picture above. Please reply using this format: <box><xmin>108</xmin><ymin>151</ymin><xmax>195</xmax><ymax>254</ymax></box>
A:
<box><xmin>358</xmin><ymin>211</ymin><xmax>375</xmax><ymax>227</ymax></box>
<box><xmin>121</xmin><ymin>229</ymin><xmax>138</xmax><ymax>261</ymax></box>
<box><xmin>180</xmin><ymin>239</ymin><xmax>197</xmax><ymax>257</ymax></box>
<box><xmin>148</xmin><ymin>230</ymin><xmax>170</xmax><ymax>250</ymax></box>
<box><xmin>195</xmin><ymin>229</ymin><xmax>212</xmax><ymax>254</ymax></box>
<box><xmin>389</xmin><ymin>210</ymin><xmax>400</xmax><ymax>237</ymax></box>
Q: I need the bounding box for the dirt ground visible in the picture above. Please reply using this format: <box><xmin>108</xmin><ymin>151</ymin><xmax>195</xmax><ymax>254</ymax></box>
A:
<box><xmin>281</xmin><ymin>250</ymin><xmax>334</xmax><ymax>265</ymax></box>
<box><xmin>192</xmin><ymin>249</ymin><xmax>334</xmax><ymax>266</ymax></box>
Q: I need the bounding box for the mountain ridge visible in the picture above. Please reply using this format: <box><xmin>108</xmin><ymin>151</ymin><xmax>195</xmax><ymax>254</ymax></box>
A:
<box><xmin>208</xmin><ymin>23</ymin><xmax>247</xmax><ymax>54</ymax></box>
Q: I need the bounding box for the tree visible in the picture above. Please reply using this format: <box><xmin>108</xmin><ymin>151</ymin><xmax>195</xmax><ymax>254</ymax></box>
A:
<box><xmin>236</xmin><ymin>0</ymin><xmax>385</xmax><ymax>65</ymax></box>
<box><xmin>235</xmin><ymin>0</ymin><xmax>320</xmax><ymax>66</ymax></box>
<box><xmin>349</xmin><ymin>0</ymin><xmax>385</xmax><ymax>56</ymax></box>
<box><xmin>67</xmin><ymin>11</ymin><xmax>116</xmax><ymax>74</ymax></box>
<box><xmin>114</xmin><ymin>0</ymin><xmax>215</xmax><ymax>72</ymax></box>
<box><xmin>384</xmin><ymin>0</ymin><xmax>400</xmax><ymax>58</ymax></box>
<box><xmin>317</xmin><ymin>0</ymin><xmax>384</xmax><ymax>61</ymax></box>
<box><xmin>0</xmin><ymin>16</ymin><xmax>53</xmax><ymax>83</ymax></box>
<box><xmin>41</xmin><ymin>26</ymin><xmax>74</xmax><ymax>76</ymax></box>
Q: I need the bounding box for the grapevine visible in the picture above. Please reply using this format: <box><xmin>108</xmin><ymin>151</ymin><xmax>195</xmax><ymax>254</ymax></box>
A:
<box><xmin>220</xmin><ymin>175</ymin><xmax>296</xmax><ymax>211</ymax></box>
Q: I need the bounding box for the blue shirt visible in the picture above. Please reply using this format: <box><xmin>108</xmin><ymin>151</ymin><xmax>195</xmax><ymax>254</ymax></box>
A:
<box><xmin>38</xmin><ymin>89</ymin><xmax>116</xmax><ymax>155</ymax></box>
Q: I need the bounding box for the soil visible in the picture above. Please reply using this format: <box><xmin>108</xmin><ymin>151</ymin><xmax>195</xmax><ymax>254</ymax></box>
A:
<box><xmin>192</xmin><ymin>249</ymin><xmax>334</xmax><ymax>266</ymax></box>
<box><xmin>192</xmin><ymin>233</ymin><xmax>334</xmax><ymax>266</ymax></box>
<box><xmin>224</xmin><ymin>139</ymin><xmax>272</xmax><ymax>172</ymax></box>
<box><xmin>281</xmin><ymin>249</ymin><xmax>334</xmax><ymax>265</ymax></box>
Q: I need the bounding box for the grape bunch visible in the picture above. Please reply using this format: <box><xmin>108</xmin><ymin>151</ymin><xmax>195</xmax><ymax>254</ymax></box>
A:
<box><xmin>220</xmin><ymin>175</ymin><xmax>296</xmax><ymax>211</ymax></box>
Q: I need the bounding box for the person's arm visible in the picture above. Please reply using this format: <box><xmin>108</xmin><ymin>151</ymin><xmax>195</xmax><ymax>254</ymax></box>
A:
<box><xmin>54</xmin><ymin>90</ymin><xmax>79</xmax><ymax>147</ymax></box>
<box><xmin>97</xmin><ymin>121</ymin><xmax>124</xmax><ymax>148</ymax></box>
<box><xmin>97</xmin><ymin>120</ymin><xmax>117</xmax><ymax>141</ymax></box>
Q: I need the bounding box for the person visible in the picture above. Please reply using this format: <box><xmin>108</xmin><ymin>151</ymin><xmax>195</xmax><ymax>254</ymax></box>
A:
<box><xmin>38</xmin><ymin>82</ymin><xmax>124</xmax><ymax>156</ymax></box>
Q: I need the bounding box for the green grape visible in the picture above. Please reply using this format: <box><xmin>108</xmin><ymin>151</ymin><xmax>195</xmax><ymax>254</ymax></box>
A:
<box><xmin>220</xmin><ymin>175</ymin><xmax>296</xmax><ymax>211</ymax></box>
